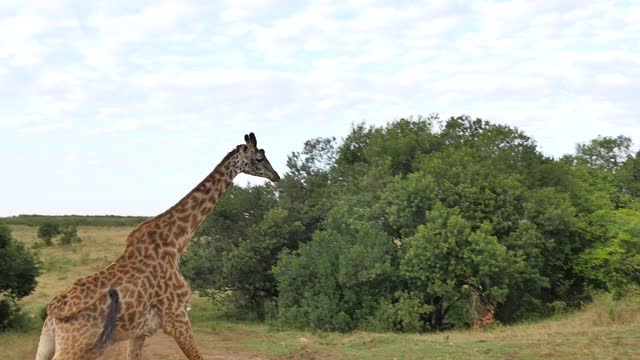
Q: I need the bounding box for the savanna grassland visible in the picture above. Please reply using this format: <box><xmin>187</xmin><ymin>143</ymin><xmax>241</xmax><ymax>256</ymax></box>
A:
<box><xmin>0</xmin><ymin>225</ymin><xmax>639</xmax><ymax>360</ymax></box>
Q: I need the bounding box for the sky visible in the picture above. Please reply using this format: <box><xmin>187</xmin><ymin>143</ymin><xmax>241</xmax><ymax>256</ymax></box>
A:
<box><xmin>1</xmin><ymin>0</ymin><xmax>639</xmax><ymax>217</ymax></box>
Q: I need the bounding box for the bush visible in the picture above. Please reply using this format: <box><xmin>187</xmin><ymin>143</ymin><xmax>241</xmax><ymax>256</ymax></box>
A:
<box><xmin>365</xmin><ymin>291</ymin><xmax>433</xmax><ymax>332</ymax></box>
<box><xmin>0</xmin><ymin>297</ymin><xmax>32</xmax><ymax>332</ymax></box>
<box><xmin>58</xmin><ymin>225</ymin><xmax>81</xmax><ymax>245</ymax></box>
<box><xmin>0</xmin><ymin>226</ymin><xmax>11</xmax><ymax>248</ymax></box>
<box><xmin>273</xmin><ymin>206</ymin><xmax>395</xmax><ymax>332</ymax></box>
<box><xmin>0</xmin><ymin>225</ymin><xmax>39</xmax><ymax>332</ymax></box>
<box><xmin>37</xmin><ymin>223</ymin><xmax>61</xmax><ymax>246</ymax></box>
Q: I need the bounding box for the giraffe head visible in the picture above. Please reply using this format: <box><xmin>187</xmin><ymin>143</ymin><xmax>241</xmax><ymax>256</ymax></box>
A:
<box><xmin>237</xmin><ymin>132</ymin><xmax>281</xmax><ymax>182</ymax></box>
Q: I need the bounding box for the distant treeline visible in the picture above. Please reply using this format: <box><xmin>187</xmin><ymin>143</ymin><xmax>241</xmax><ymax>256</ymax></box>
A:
<box><xmin>0</xmin><ymin>215</ymin><xmax>149</xmax><ymax>227</ymax></box>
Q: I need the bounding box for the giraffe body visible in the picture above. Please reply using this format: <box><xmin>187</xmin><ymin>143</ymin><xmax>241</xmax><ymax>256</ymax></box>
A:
<box><xmin>35</xmin><ymin>133</ymin><xmax>280</xmax><ymax>359</ymax></box>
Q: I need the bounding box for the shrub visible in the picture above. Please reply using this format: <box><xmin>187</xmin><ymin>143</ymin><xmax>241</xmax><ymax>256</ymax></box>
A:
<box><xmin>0</xmin><ymin>225</ymin><xmax>39</xmax><ymax>332</ymax></box>
<box><xmin>0</xmin><ymin>297</ymin><xmax>32</xmax><ymax>332</ymax></box>
<box><xmin>58</xmin><ymin>225</ymin><xmax>81</xmax><ymax>245</ymax></box>
<box><xmin>37</xmin><ymin>223</ymin><xmax>61</xmax><ymax>246</ymax></box>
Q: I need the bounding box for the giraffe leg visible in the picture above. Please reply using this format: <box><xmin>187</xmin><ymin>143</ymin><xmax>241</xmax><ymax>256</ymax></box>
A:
<box><xmin>127</xmin><ymin>336</ymin><xmax>146</xmax><ymax>360</ymax></box>
<box><xmin>163</xmin><ymin>310</ymin><xmax>203</xmax><ymax>360</ymax></box>
<box><xmin>35</xmin><ymin>317</ymin><xmax>56</xmax><ymax>360</ymax></box>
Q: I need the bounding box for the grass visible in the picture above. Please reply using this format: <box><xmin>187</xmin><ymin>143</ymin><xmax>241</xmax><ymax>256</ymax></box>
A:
<box><xmin>184</xmin><ymin>294</ymin><xmax>640</xmax><ymax>360</ymax></box>
<box><xmin>1</xmin><ymin>225</ymin><xmax>639</xmax><ymax>359</ymax></box>
<box><xmin>11</xmin><ymin>225</ymin><xmax>131</xmax><ymax>314</ymax></box>
<box><xmin>188</xmin><ymin>294</ymin><xmax>640</xmax><ymax>359</ymax></box>
<box><xmin>0</xmin><ymin>331</ymin><xmax>41</xmax><ymax>360</ymax></box>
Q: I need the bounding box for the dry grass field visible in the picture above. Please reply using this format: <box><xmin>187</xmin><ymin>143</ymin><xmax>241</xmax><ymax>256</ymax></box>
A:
<box><xmin>1</xmin><ymin>225</ymin><xmax>639</xmax><ymax>359</ymax></box>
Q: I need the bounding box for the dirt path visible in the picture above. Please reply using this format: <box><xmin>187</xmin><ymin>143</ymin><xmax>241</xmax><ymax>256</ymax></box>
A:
<box><xmin>99</xmin><ymin>333</ymin><xmax>270</xmax><ymax>360</ymax></box>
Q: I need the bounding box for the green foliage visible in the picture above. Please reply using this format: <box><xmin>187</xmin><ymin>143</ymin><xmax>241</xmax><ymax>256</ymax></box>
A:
<box><xmin>221</xmin><ymin>208</ymin><xmax>305</xmax><ymax>318</ymax></box>
<box><xmin>195</xmin><ymin>185</ymin><xmax>277</xmax><ymax>242</ymax></box>
<box><xmin>36</xmin><ymin>223</ymin><xmax>82</xmax><ymax>246</ymax></box>
<box><xmin>184</xmin><ymin>138</ymin><xmax>340</xmax><ymax>319</ymax></box>
<box><xmin>570</xmin><ymin>135</ymin><xmax>636</xmax><ymax>208</ymax></box>
<box><xmin>182</xmin><ymin>187</ymin><xmax>303</xmax><ymax>319</ymax></box>
<box><xmin>379</xmin><ymin>172</ymin><xmax>437</xmax><ymax>237</ymax></box>
<box><xmin>0</xmin><ymin>226</ymin><xmax>11</xmax><ymax>249</ymax></box>
<box><xmin>184</xmin><ymin>115</ymin><xmax>639</xmax><ymax>333</ymax></box>
<box><xmin>274</xmin><ymin>208</ymin><xmax>394</xmax><ymax>332</ymax></box>
<box><xmin>362</xmin><ymin>116</ymin><xmax>441</xmax><ymax>175</ymax></box>
<box><xmin>0</xmin><ymin>225</ymin><xmax>39</xmax><ymax>332</ymax></box>
<box><xmin>576</xmin><ymin>209</ymin><xmax>640</xmax><ymax>298</ymax></box>
<box><xmin>368</xmin><ymin>291</ymin><xmax>434</xmax><ymax>332</ymax></box>
<box><xmin>183</xmin><ymin>185</ymin><xmax>278</xmax><ymax>315</ymax></box>
<box><xmin>58</xmin><ymin>225</ymin><xmax>81</xmax><ymax>245</ymax></box>
<box><xmin>619</xmin><ymin>150</ymin><xmax>640</xmax><ymax>201</ymax></box>
<box><xmin>575</xmin><ymin>135</ymin><xmax>633</xmax><ymax>173</ymax></box>
<box><xmin>0</xmin><ymin>297</ymin><xmax>33</xmax><ymax>332</ymax></box>
<box><xmin>37</xmin><ymin>223</ymin><xmax>60</xmax><ymax>246</ymax></box>
<box><xmin>400</xmin><ymin>205</ymin><xmax>515</xmax><ymax>329</ymax></box>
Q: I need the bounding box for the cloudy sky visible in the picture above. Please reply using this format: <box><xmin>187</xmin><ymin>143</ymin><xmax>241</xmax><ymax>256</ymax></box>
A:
<box><xmin>1</xmin><ymin>0</ymin><xmax>638</xmax><ymax>216</ymax></box>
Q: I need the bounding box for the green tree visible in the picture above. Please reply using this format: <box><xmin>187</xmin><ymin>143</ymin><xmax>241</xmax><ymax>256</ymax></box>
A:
<box><xmin>363</xmin><ymin>117</ymin><xmax>440</xmax><ymax>175</ymax></box>
<box><xmin>0</xmin><ymin>226</ymin><xmax>11</xmax><ymax>248</ymax></box>
<box><xmin>281</xmin><ymin>136</ymin><xmax>338</xmax><ymax>237</ymax></box>
<box><xmin>575</xmin><ymin>135</ymin><xmax>633</xmax><ymax>172</ymax></box>
<box><xmin>521</xmin><ymin>187</ymin><xmax>592</xmax><ymax>306</ymax></box>
<box><xmin>220</xmin><ymin>208</ymin><xmax>305</xmax><ymax>319</ymax></box>
<box><xmin>274</xmin><ymin>204</ymin><xmax>395</xmax><ymax>331</ymax></box>
<box><xmin>196</xmin><ymin>184</ymin><xmax>277</xmax><ymax>242</ymax></box>
<box><xmin>400</xmin><ymin>205</ymin><xmax>517</xmax><ymax>330</ymax></box>
<box><xmin>182</xmin><ymin>184</ymin><xmax>279</xmax><ymax>317</ymax></box>
<box><xmin>411</xmin><ymin>146</ymin><xmax>526</xmax><ymax>238</ymax></box>
<box><xmin>576</xmin><ymin>209</ymin><xmax>640</xmax><ymax>297</ymax></box>
<box><xmin>37</xmin><ymin>223</ymin><xmax>61</xmax><ymax>246</ymax></box>
<box><xmin>498</xmin><ymin>221</ymin><xmax>550</xmax><ymax>321</ymax></box>
<box><xmin>378</xmin><ymin>172</ymin><xmax>437</xmax><ymax>238</ymax></box>
<box><xmin>58</xmin><ymin>225</ymin><xmax>81</xmax><ymax>245</ymax></box>
<box><xmin>181</xmin><ymin>115</ymin><xmax>639</xmax><ymax>332</ymax></box>
<box><xmin>618</xmin><ymin>150</ymin><xmax>640</xmax><ymax>201</ymax></box>
<box><xmin>0</xmin><ymin>225</ymin><xmax>39</xmax><ymax>331</ymax></box>
<box><xmin>573</xmin><ymin>135</ymin><xmax>635</xmax><ymax>208</ymax></box>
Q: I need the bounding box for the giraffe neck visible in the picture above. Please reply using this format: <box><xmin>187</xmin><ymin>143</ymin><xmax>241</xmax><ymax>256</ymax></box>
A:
<box><xmin>127</xmin><ymin>147</ymin><xmax>242</xmax><ymax>260</ymax></box>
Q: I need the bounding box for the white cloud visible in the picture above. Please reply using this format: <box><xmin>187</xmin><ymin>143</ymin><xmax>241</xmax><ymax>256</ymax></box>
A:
<box><xmin>0</xmin><ymin>116</ymin><xmax>32</xmax><ymax>128</ymax></box>
<box><xmin>595</xmin><ymin>73</ymin><xmax>630</xmax><ymax>87</ymax></box>
<box><xmin>1</xmin><ymin>1</ymin><xmax>638</xmax><ymax>135</ymax></box>
<box><xmin>1</xmin><ymin>0</ymin><xmax>639</xmax><ymax>216</ymax></box>
<box><xmin>0</xmin><ymin>15</ymin><xmax>53</xmax><ymax>65</ymax></box>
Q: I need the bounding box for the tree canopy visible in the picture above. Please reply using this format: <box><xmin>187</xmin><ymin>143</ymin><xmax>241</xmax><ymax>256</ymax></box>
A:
<box><xmin>0</xmin><ymin>225</ymin><xmax>39</xmax><ymax>331</ymax></box>
<box><xmin>182</xmin><ymin>115</ymin><xmax>640</xmax><ymax>332</ymax></box>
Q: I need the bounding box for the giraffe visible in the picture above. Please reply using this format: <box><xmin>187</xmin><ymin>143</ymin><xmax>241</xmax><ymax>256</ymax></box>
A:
<box><xmin>35</xmin><ymin>133</ymin><xmax>281</xmax><ymax>360</ymax></box>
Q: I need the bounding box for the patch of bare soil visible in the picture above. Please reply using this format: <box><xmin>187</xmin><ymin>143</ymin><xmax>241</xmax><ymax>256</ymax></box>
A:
<box><xmin>99</xmin><ymin>333</ymin><xmax>270</xmax><ymax>360</ymax></box>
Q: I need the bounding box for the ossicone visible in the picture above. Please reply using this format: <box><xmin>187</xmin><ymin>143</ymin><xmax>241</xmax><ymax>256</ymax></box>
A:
<box><xmin>244</xmin><ymin>132</ymin><xmax>257</xmax><ymax>148</ymax></box>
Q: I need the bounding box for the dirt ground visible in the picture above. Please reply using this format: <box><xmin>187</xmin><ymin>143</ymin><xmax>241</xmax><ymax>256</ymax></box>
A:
<box><xmin>99</xmin><ymin>333</ymin><xmax>270</xmax><ymax>360</ymax></box>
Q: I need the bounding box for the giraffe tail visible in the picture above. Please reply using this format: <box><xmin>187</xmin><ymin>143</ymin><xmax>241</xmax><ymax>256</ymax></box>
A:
<box><xmin>92</xmin><ymin>288</ymin><xmax>120</xmax><ymax>351</ymax></box>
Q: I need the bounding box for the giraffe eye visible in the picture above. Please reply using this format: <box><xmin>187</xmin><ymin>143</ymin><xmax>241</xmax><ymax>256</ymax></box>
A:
<box><xmin>256</xmin><ymin>157</ymin><xmax>264</xmax><ymax>162</ymax></box>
